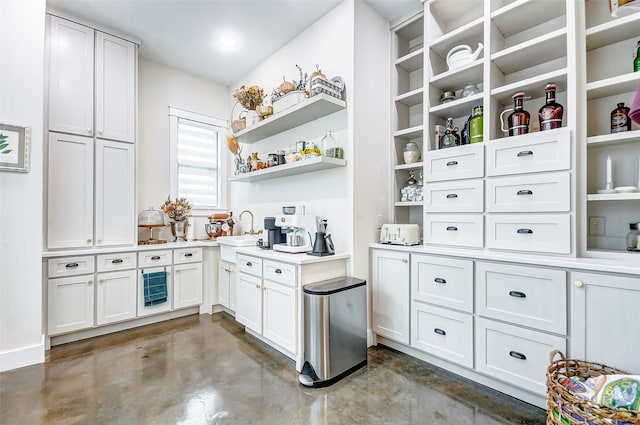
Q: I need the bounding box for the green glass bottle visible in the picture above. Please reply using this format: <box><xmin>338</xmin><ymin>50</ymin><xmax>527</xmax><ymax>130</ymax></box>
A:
<box><xmin>634</xmin><ymin>40</ymin><xmax>640</xmax><ymax>72</ymax></box>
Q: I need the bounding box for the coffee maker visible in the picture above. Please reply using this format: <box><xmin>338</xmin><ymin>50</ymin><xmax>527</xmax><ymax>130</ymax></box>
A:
<box><xmin>257</xmin><ymin>216</ymin><xmax>286</xmax><ymax>249</ymax></box>
<box><xmin>308</xmin><ymin>217</ymin><xmax>335</xmax><ymax>256</ymax></box>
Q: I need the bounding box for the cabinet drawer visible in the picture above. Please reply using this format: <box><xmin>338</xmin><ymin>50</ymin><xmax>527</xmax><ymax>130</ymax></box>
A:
<box><xmin>138</xmin><ymin>250</ymin><xmax>172</xmax><ymax>267</ymax></box>
<box><xmin>424</xmin><ymin>214</ymin><xmax>483</xmax><ymax>248</ymax></box>
<box><xmin>486</xmin><ymin>214</ymin><xmax>570</xmax><ymax>254</ymax></box>
<box><xmin>173</xmin><ymin>247</ymin><xmax>203</xmax><ymax>264</ymax></box>
<box><xmin>237</xmin><ymin>254</ymin><xmax>262</xmax><ymax>277</ymax></box>
<box><xmin>263</xmin><ymin>260</ymin><xmax>297</xmax><ymax>287</ymax></box>
<box><xmin>476</xmin><ymin>262</ymin><xmax>566</xmax><ymax>334</ymax></box>
<box><xmin>411</xmin><ymin>302</ymin><xmax>473</xmax><ymax>368</ymax></box>
<box><xmin>48</xmin><ymin>255</ymin><xmax>95</xmax><ymax>278</ymax></box>
<box><xmin>486</xmin><ymin>128</ymin><xmax>571</xmax><ymax>177</ymax></box>
<box><xmin>425</xmin><ymin>179</ymin><xmax>484</xmax><ymax>213</ymax></box>
<box><xmin>96</xmin><ymin>252</ymin><xmax>136</xmax><ymax>272</ymax></box>
<box><xmin>425</xmin><ymin>144</ymin><xmax>484</xmax><ymax>182</ymax></box>
<box><xmin>476</xmin><ymin>318</ymin><xmax>566</xmax><ymax>396</ymax></box>
<box><xmin>486</xmin><ymin>172</ymin><xmax>570</xmax><ymax>213</ymax></box>
<box><xmin>411</xmin><ymin>255</ymin><xmax>473</xmax><ymax>313</ymax></box>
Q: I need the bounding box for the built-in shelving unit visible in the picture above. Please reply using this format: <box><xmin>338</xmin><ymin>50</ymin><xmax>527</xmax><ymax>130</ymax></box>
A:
<box><xmin>228</xmin><ymin>156</ymin><xmax>346</xmax><ymax>182</ymax></box>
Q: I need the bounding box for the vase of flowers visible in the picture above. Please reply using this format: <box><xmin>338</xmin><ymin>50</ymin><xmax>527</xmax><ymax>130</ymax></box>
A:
<box><xmin>232</xmin><ymin>85</ymin><xmax>266</xmax><ymax>111</ymax></box>
<box><xmin>160</xmin><ymin>196</ymin><xmax>192</xmax><ymax>241</ymax></box>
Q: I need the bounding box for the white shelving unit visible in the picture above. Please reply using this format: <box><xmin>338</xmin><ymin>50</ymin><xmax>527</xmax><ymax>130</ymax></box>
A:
<box><xmin>228</xmin><ymin>156</ymin><xmax>346</xmax><ymax>182</ymax></box>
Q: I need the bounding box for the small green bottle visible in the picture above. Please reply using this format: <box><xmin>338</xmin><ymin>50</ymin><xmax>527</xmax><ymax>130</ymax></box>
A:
<box><xmin>634</xmin><ymin>40</ymin><xmax>640</xmax><ymax>72</ymax></box>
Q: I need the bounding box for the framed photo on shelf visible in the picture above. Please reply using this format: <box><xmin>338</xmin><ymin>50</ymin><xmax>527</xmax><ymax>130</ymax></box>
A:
<box><xmin>0</xmin><ymin>123</ymin><xmax>30</xmax><ymax>172</ymax></box>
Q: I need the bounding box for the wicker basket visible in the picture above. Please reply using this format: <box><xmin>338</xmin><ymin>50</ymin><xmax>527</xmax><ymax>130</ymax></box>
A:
<box><xmin>546</xmin><ymin>350</ymin><xmax>640</xmax><ymax>425</ymax></box>
<box><xmin>230</xmin><ymin>102</ymin><xmax>246</xmax><ymax>133</ymax></box>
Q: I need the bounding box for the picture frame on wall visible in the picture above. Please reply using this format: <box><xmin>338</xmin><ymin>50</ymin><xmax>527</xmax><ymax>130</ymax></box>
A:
<box><xmin>0</xmin><ymin>123</ymin><xmax>30</xmax><ymax>172</ymax></box>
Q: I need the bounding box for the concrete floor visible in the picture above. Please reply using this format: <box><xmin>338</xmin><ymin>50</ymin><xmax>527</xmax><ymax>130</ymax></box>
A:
<box><xmin>0</xmin><ymin>313</ymin><xmax>546</xmax><ymax>425</ymax></box>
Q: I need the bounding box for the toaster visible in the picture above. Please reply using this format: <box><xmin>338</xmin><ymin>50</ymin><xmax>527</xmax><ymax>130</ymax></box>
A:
<box><xmin>379</xmin><ymin>224</ymin><xmax>421</xmax><ymax>246</ymax></box>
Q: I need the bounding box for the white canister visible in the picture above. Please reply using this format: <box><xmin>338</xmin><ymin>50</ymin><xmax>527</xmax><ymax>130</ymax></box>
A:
<box><xmin>186</xmin><ymin>220</ymin><xmax>195</xmax><ymax>241</ymax></box>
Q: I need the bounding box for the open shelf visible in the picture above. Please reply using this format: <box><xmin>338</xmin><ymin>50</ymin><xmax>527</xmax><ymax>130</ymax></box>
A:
<box><xmin>491</xmin><ymin>28</ymin><xmax>567</xmax><ymax>74</ymax></box>
<box><xmin>395</xmin><ymin>201</ymin><xmax>423</xmax><ymax>207</ymax></box>
<box><xmin>228</xmin><ymin>156</ymin><xmax>346</xmax><ymax>182</ymax></box>
<box><xmin>586</xmin><ymin>12</ymin><xmax>640</xmax><ymax>50</ymax></box>
<box><xmin>587</xmin><ymin>192</ymin><xmax>640</xmax><ymax>201</ymax></box>
<box><xmin>430</xmin><ymin>59</ymin><xmax>483</xmax><ymax>91</ymax></box>
<box><xmin>430</xmin><ymin>17</ymin><xmax>484</xmax><ymax>59</ymax></box>
<box><xmin>395</xmin><ymin>48</ymin><xmax>424</xmax><ymax>72</ymax></box>
<box><xmin>586</xmin><ymin>72</ymin><xmax>640</xmax><ymax>100</ymax></box>
<box><xmin>395</xmin><ymin>88</ymin><xmax>424</xmax><ymax>107</ymax></box>
<box><xmin>587</xmin><ymin>130</ymin><xmax>640</xmax><ymax>147</ymax></box>
<box><xmin>394</xmin><ymin>125</ymin><xmax>424</xmax><ymax>139</ymax></box>
<box><xmin>430</xmin><ymin>93</ymin><xmax>483</xmax><ymax>119</ymax></box>
<box><xmin>491</xmin><ymin>0</ymin><xmax>566</xmax><ymax>37</ymax></box>
<box><xmin>395</xmin><ymin>161</ymin><xmax>424</xmax><ymax>171</ymax></box>
<box><xmin>233</xmin><ymin>94</ymin><xmax>346</xmax><ymax>144</ymax></box>
<box><xmin>491</xmin><ymin>68</ymin><xmax>568</xmax><ymax>104</ymax></box>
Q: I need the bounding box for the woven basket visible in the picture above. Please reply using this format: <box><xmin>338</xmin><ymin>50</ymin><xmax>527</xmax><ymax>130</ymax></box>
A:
<box><xmin>230</xmin><ymin>102</ymin><xmax>246</xmax><ymax>133</ymax></box>
<box><xmin>546</xmin><ymin>350</ymin><xmax>640</xmax><ymax>425</ymax></box>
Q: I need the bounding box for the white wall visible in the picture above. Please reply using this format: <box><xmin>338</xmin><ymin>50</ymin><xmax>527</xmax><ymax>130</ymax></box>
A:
<box><xmin>137</xmin><ymin>59</ymin><xmax>230</xmax><ymax>240</ymax></box>
<box><xmin>0</xmin><ymin>0</ymin><xmax>46</xmax><ymax>371</ymax></box>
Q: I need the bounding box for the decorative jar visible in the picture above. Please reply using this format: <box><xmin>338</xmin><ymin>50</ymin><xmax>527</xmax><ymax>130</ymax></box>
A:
<box><xmin>403</xmin><ymin>141</ymin><xmax>420</xmax><ymax>164</ymax></box>
<box><xmin>626</xmin><ymin>222</ymin><xmax>640</xmax><ymax>251</ymax></box>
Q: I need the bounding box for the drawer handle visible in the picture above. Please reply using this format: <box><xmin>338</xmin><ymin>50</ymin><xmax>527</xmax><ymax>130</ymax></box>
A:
<box><xmin>434</xmin><ymin>328</ymin><xmax>446</xmax><ymax>336</ymax></box>
<box><xmin>185</xmin><ymin>253</ymin><xmax>193</xmax><ymax>257</ymax></box>
<box><xmin>275</xmin><ymin>268</ymin><xmax>282</xmax><ymax>274</ymax></box>
<box><xmin>446</xmin><ymin>193</ymin><xmax>458</xmax><ymax>199</ymax></box>
<box><xmin>446</xmin><ymin>160</ymin><xmax>458</xmax><ymax>166</ymax></box>
<box><xmin>111</xmin><ymin>259</ymin><xmax>123</xmax><ymax>264</ymax></box>
<box><xmin>516</xmin><ymin>190</ymin><xmax>533</xmax><ymax>195</ymax></box>
<box><xmin>517</xmin><ymin>228</ymin><xmax>533</xmax><ymax>234</ymax></box>
<box><xmin>434</xmin><ymin>278</ymin><xmax>447</xmax><ymax>284</ymax></box>
<box><xmin>151</xmin><ymin>255</ymin><xmax>161</xmax><ymax>260</ymax></box>
<box><xmin>509</xmin><ymin>351</ymin><xmax>527</xmax><ymax>360</ymax></box>
<box><xmin>517</xmin><ymin>150</ymin><xmax>533</xmax><ymax>157</ymax></box>
<box><xmin>509</xmin><ymin>290</ymin><xmax>526</xmax><ymax>298</ymax></box>
<box><xmin>446</xmin><ymin>226</ymin><xmax>458</xmax><ymax>231</ymax></box>
<box><xmin>65</xmin><ymin>263</ymin><xmax>79</xmax><ymax>268</ymax></box>
<box><xmin>246</xmin><ymin>261</ymin><xmax>252</xmax><ymax>267</ymax></box>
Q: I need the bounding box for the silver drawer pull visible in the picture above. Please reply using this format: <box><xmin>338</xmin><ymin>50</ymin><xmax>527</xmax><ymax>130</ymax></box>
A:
<box><xmin>111</xmin><ymin>259</ymin><xmax>124</xmax><ymax>264</ymax></box>
<box><xmin>446</xmin><ymin>226</ymin><xmax>458</xmax><ymax>231</ymax></box>
<box><xmin>246</xmin><ymin>261</ymin><xmax>252</xmax><ymax>267</ymax></box>
<box><xmin>151</xmin><ymin>256</ymin><xmax>161</xmax><ymax>260</ymax></box>
<box><xmin>275</xmin><ymin>269</ymin><xmax>282</xmax><ymax>274</ymax></box>
<box><xmin>446</xmin><ymin>160</ymin><xmax>458</xmax><ymax>166</ymax></box>
<box><xmin>509</xmin><ymin>290</ymin><xmax>526</xmax><ymax>298</ymax></box>
<box><xmin>184</xmin><ymin>253</ymin><xmax>193</xmax><ymax>257</ymax></box>
<box><xmin>446</xmin><ymin>193</ymin><xmax>458</xmax><ymax>199</ymax></box>
<box><xmin>434</xmin><ymin>328</ymin><xmax>446</xmax><ymax>336</ymax></box>
<box><xmin>434</xmin><ymin>278</ymin><xmax>447</xmax><ymax>284</ymax></box>
<box><xmin>65</xmin><ymin>263</ymin><xmax>79</xmax><ymax>268</ymax></box>
<box><xmin>509</xmin><ymin>351</ymin><xmax>527</xmax><ymax>360</ymax></box>
<box><xmin>517</xmin><ymin>228</ymin><xmax>533</xmax><ymax>234</ymax></box>
<box><xmin>516</xmin><ymin>190</ymin><xmax>533</xmax><ymax>195</ymax></box>
<box><xmin>517</xmin><ymin>150</ymin><xmax>533</xmax><ymax>157</ymax></box>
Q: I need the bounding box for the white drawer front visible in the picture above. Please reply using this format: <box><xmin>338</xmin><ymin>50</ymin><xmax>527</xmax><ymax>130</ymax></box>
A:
<box><xmin>486</xmin><ymin>214</ymin><xmax>570</xmax><ymax>254</ymax></box>
<box><xmin>263</xmin><ymin>260</ymin><xmax>296</xmax><ymax>287</ymax></box>
<box><xmin>486</xmin><ymin>172</ymin><xmax>570</xmax><ymax>213</ymax></box>
<box><xmin>411</xmin><ymin>255</ymin><xmax>473</xmax><ymax>313</ymax></box>
<box><xmin>96</xmin><ymin>252</ymin><xmax>136</xmax><ymax>272</ymax></box>
<box><xmin>48</xmin><ymin>256</ymin><xmax>95</xmax><ymax>278</ymax></box>
<box><xmin>425</xmin><ymin>144</ymin><xmax>484</xmax><ymax>182</ymax></box>
<box><xmin>486</xmin><ymin>128</ymin><xmax>571</xmax><ymax>176</ymax></box>
<box><xmin>411</xmin><ymin>302</ymin><xmax>473</xmax><ymax>368</ymax></box>
<box><xmin>424</xmin><ymin>214</ymin><xmax>484</xmax><ymax>248</ymax></box>
<box><xmin>425</xmin><ymin>179</ymin><xmax>484</xmax><ymax>213</ymax></box>
<box><xmin>476</xmin><ymin>318</ymin><xmax>566</xmax><ymax>395</ymax></box>
<box><xmin>173</xmin><ymin>247</ymin><xmax>203</xmax><ymax>264</ymax></box>
<box><xmin>138</xmin><ymin>250</ymin><xmax>172</xmax><ymax>267</ymax></box>
<box><xmin>237</xmin><ymin>254</ymin><xmax>263</xmax><ymax>277</ymax></box>
<box><xmin>476</xmin><ymin>262</ymin><xmax>566</xmax><ymax>334</ymax></box>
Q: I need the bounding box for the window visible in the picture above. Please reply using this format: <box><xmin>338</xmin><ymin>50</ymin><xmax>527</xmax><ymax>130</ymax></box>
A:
<box><xmin>169</xmin><ymin>107</ymin><xmax>227</xmax><ymax>212</ymax></box>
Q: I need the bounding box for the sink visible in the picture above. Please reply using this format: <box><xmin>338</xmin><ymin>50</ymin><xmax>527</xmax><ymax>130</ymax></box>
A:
<box><xmin>216</xmin><ymin>235</ymin><xmax>260</xmax><ymax>247</ymax></box>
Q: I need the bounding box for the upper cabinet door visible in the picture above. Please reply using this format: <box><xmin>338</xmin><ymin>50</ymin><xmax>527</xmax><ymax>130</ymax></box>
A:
<box><xmin>95</xmin><ymin>32</ymin><xmax>136</xmax><ymax>143</ymax></box>
<box><xmin>48</xmin><ymin>16</ymin><xmax>94</xmax><ymax>137</ymax></box>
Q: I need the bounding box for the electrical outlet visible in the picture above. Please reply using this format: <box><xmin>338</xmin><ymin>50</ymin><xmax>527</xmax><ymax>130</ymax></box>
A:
<box><xmin>589</xmin><ymin>216</ymin><xmax>605</xmax><ymax>235</ymax></box>
<box><xmin>376</xmin><ymin>214</ymin><xmax>384</xmax><ymax>229</ymax></box>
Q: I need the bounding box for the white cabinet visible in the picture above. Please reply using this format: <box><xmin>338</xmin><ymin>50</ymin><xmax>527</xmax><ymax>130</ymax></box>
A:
<box><xmin>263</xmin><ymin>279</ymin><xmax>296</xmax><ymax>353</ymax></box>
<box><xmin>371</xmin><ymin>249</ymin><xmax>410</xmax><ymax>344</ymax></box>
<box><xmin>48</xmin><ymin>274</ymin><xmax>94</xmax><ymax>335</ymax></box>
<box><xmin>173</xmin><ymin>262</ymin><xmax>203</xmax><ymax>309</ymax></box>
<box><xmin>236</xmin><ymin>272</ymin><xmax>262</xmax><ymax>334</ymax></box>
<box><xmin>570</xmin><ymin>272</ymin><xmax>640</xmax><ymax>374</ymax></box>
<box><xmin>218</xmin><ymin>260</ymin><xmax>236</xmax><ymax>311</ymax></box>
<box><xmin>96</xmin><ymin>269</ymin><xmax>137</xmax><ymax>325</ymax></box>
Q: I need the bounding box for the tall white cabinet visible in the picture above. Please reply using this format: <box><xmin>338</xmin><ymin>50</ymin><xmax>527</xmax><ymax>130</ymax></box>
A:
<box><xmin>46</xmin><ymin>14</ymin><xmax>137</xmax><ymax>250</ymax></box>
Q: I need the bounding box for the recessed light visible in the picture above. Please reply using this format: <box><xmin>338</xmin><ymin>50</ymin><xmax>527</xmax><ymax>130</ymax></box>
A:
<box><xmin>219</xmin><ymin>37</ymin><xmax>236</xmax><ymax>48</ymax></box>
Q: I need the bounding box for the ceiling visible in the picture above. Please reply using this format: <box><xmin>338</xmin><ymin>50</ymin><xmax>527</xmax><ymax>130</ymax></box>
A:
<box><xmin>46</xmin><ymin>0</ymin><xmax>423</xmax><ymax>87</ymax></box>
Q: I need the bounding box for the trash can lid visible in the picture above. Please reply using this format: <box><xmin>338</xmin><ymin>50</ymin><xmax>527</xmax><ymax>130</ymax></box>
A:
<box><xmin>303</xmin><ymin>277</ymin><xmax>366</xmax><ymax>295</ymax></box>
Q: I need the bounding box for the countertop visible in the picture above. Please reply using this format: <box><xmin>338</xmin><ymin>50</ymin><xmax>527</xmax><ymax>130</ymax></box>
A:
<box><xmin>42</xmin><ymin>240</ymin><xmax>220</xmax><ymax>258</ymax></box>
<box><xmin>234</xmin><ymin>246</ymin><xmax>349</xmax><ymax>265</ymax></box>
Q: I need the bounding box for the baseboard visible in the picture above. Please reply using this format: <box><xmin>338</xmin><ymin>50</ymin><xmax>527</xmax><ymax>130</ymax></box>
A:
<box><xmin>0</xmin><ymin>336</ymin><xmax>45</xmax><ymax>372</ymax></box>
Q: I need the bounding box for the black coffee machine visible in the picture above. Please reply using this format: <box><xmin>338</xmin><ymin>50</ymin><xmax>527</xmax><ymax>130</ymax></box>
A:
<box><xmin>257</xmin><ymin>216</ymin><xmax>286</xmax><ymax>249</ymax></box>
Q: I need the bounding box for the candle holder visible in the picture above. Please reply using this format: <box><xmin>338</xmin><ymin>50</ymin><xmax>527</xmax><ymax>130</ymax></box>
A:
<box><xmin>598</xmin><ymin>155</ymin><xmax>617</xmax><ymax>194</ymax></box>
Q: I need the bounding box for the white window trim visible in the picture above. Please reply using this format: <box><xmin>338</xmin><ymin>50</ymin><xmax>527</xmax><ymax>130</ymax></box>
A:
<box><xmin>169</xmin><ymin>105</ymin><xmax>228</xmax><ymax>216</ymax></box>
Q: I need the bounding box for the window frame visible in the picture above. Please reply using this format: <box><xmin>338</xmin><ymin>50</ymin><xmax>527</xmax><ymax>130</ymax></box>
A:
<box><xmin>169</xmin><ymin>106</ymin><xmax>228</xmax><ymax>216</ymax></box>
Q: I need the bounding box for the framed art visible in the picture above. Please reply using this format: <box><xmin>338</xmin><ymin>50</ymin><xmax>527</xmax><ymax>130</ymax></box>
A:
<box><xmin>0</xmin><ymin>123</ymin><xmax>30</xmax><ymax>172</ymax></box>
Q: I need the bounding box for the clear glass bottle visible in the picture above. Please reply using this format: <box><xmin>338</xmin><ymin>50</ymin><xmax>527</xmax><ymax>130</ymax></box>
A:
<box><xmin>321</xmin><ymin>130</ymin><xmax>336</xmax><ymax>158</ymax></box>
<box><xmin>440</xmin><ymin>117</ymin><xmax>460</xmax><ymax>149</ymax></box>
<box><xmin>403</xmin><ymin>141</ymin><xmax>420</xmax><ymax>164</ymax></box>
<box><xmin>627</xmin><ymin>222</ymin><xmax>640</xmax><ymax>251</ymax></box>
<box><xmin>507</xmin><ymin>92</ymin><xmax>530</xmax><ymax>136</ymax></box>
<box><xmin>538</xmin><ymin>83</ymin><xmax>564</xmax><ymax>131</ymax></box>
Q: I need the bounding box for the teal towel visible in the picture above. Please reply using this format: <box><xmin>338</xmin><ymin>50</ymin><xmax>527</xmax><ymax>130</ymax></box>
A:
<box><xmin>143</xmin><ymin>271</ymin><xmax>167</xmax><ymax>306</ymax></box>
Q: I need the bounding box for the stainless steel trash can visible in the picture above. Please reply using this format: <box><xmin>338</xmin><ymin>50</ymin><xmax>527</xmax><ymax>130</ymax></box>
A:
<box><xmin>299</xmin><ymin>277</ymin><xmax>367</xmax><ymax>387</ymax></box>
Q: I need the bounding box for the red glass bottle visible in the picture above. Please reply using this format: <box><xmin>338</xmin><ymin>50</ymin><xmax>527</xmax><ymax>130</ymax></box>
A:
<box><xmin>538</xmin><ymin>83</ymin><xmax>563</xmax><ymax>131</ymax></box>
<box><xmin>507</xmin><ymin>92</ymin><xmax>530</xmax><ymax>136</ymax></box>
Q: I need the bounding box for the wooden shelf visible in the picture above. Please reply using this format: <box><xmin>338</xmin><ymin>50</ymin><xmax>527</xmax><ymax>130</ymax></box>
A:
<box><xmin>229</xmin><ymin>156</ymin><xmax>346</xmax><ymax>182</ymax></box>
<box><xmin>491</xmin><ymin>68</ymin><xmax>568</xmax><ymax>105</ymax></box>
<box><xmin>395</xmin><ymin>88</ymin><xmax>424</xmax><ymax>107</ymax></box>
<box><xmin>233</xmin><ymin>94</ymin><xmax>346</xmax><ymax>144</ymax></box>
<box><xmin>586</xmin><ymin>12</ymin><xmax>640</xmax><ymax>50</ymax></box>
<box><xmin>586</xmin><ymin>72</ymin><xmax>640</xmax><ymax>101</ymax></box>
<box><xmin>394</xmin><ymin>125</ymin><xmax>424</xmax><ymax>139</ymax></box>
<box><xmin>395</xmin><ymin>48</ymin><xmax>424</xmax><ymax>73</ymax></box>
<box><xmin>430</xmin><ymin>93</ymin><xmax>483</xmax><ymax>119</ymax></box>
<box><xmin>430</xmin><ymin>17</ymin><xmax>484</xmax><ymax>59</ymax></box>
<box><xmin>587</xmin><ymin>192</ymin><xmax>640</xmax><ymax>201</ymax></box>
<box><xmin>491</xmin><ymin>28</ymin><xmax>567</xmax><ymax>75</ymax></box>
<box><xmin>395</xmin><ymin>161</ymin><xmax>424</xmax><ymax>171</ymax></box>
<box><xmin>492</xmin><ymin>0</ymin><xmax>566</xmax><ymax>37</ymax></box>
<box><xmin>587</xmin><ymin>130</ymin><xmax>640</xmax><ymax>147</ymax></box>
<box><xmin>430</xmin><ymin>59</ymin><xmax>483</xmax><ymax>91</ymax></box>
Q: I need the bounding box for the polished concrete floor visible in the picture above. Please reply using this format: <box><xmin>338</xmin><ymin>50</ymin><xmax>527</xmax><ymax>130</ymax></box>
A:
<box><xmin>1</xmin><ymin>313</ymin><xmax>546</xmax><ymax>425</ymax></box>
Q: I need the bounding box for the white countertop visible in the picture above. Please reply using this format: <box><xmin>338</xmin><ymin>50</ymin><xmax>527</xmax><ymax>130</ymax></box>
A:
<box><xmin>369</xmin><ymin>243</ymin><xmax>640</xmax><ymax>276</ymax></box>
<box><xmin>234</xmin><ymin>246</ymin><xmax>349</xmax><ymax>265</ymax></box>
<box><xmin>42</xmin><ymin>240</ymin><xmax>220</xmax><ymax>258</ymax></box>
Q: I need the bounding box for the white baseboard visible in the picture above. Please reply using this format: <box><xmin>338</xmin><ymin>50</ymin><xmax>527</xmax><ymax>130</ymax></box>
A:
<box><xmin>0</xmin><ymin>336</ymin><xmax>45</xmax><ymax>372</ymax></box>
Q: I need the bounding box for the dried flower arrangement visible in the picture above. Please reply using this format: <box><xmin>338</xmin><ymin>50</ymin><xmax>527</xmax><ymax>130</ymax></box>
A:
<box><xmin>160</xmin><ymin>196</ymin><xmax>192</xmax><ymax>221</ymax></box>
<box><xmin>232</xmin><ymin>85</ymin><xmax>266</xmax><ymax>110</ymax></box>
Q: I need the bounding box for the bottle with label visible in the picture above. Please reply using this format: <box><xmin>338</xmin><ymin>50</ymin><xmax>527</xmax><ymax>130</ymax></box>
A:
<box><xmin>538</xmin><ymin>83</ymin><xmax>564</xmax><ymax>131</ymax></box>
<box><xmin>634</xmin><ymin>40</ymin><xmax>640</xmax><ymax>72</ymax></box>
<box><xmin>506</xmin><ymin>92</ymin><xmax>530</xmax><ymax>136</ymax></box>
<box><xmin>469</xmin><ymin>106</ymin><xmax>483</xmax><ymax>143</ymax></box>
<box><xmin>611</xmin><ymin>102</ymin><xmax>631</xmax><ymax>133</ymax></box>
<box><xmin>320</xmin><ymin>130</ymin><xmax>336</xmax><ymax>158</ymax></box>
<box><xmin>440</xmin><ymin>117</ymin><xmax>460</xmax><ymax>149</ymax></box>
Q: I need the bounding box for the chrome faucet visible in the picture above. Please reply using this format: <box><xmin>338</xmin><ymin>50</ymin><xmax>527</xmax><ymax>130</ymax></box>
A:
<box><xmin>239</xmin><ymin>210</ymin><xmax>262</xmax><ymax>235</ymax></box>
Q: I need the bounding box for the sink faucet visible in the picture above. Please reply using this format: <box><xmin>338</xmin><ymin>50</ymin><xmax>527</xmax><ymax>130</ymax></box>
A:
<box><xmin>239</xmin><ymin>210</ymin><xmax>262</xmax><ymax>235</ymax></box>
